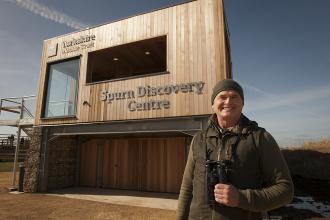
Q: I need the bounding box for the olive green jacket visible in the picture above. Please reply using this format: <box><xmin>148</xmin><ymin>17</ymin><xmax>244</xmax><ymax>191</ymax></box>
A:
<box><xmin>176</xmin><ymin>114</ymin><xmax>293</xmax><ymax>220</ymax></box>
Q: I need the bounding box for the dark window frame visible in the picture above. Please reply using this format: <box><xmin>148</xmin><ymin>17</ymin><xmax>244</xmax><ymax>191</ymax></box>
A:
<box><xmin>41</xmin><ymin>56</ymin><xmax>81</xmax><ymax>119</ymax></box>
<box><xmin>86</xmin><ymin>35</ymin><xmax>168</xmax><ymax>85</ymax></box>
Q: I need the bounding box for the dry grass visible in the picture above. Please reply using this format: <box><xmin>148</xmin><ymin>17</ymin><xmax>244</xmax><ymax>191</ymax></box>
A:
<box><xmin>300</xmin><ymin>138</ymin><xmax>330</xmax><ymax>153</ymax></box>
<box><xmin>286</xmin><ymin>138</ymin><xmax>330</xmax><ymax>152</ymax></box>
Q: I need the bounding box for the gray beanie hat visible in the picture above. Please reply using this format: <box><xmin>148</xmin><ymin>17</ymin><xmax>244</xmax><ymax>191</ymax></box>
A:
<box><xmin>211</xmin><ymin>79</ymin><xmax>244</xmax><ymax>105</ymax></box>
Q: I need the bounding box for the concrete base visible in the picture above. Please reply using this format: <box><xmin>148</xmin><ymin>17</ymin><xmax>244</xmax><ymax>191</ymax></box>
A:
<box><xmin>9</xmin><ymin>191</ymin><xmax>25</xmax><ymax>195</ymax></box>
<box><xmin>47</xmin><ymin>187</ymin><xmax>179</xmax><ymax>210</ymax></box>
<box><xmin>8</xmin><ymin>186</ymin><xmax>18</xmax><ymax>192</ymax></box>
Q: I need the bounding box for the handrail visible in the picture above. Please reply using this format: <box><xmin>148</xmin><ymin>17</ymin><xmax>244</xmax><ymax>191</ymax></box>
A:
<box><xmin>0</xmin><ymin>95</ymin><xmax>36</xmax><ymax>100</ymax></box>
<box><xmin>0</xmin><ymin>99</ymin><xmax>21</xmax><ymax>105</ymax></box>
<box><xmin>0</xmin><ymin>95</ymin><xmax>36</xmax><ymax>118</ymax></box>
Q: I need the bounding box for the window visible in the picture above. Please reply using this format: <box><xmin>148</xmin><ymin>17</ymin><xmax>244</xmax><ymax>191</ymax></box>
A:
<box><xmin>43</xmin><ymin>58</ymin><xmax>80</xmax><ymax>118</ymax></box>
<box><xmin>86</xmin><ymin>35</ymin><xmax>167</xmax><ymax>83</ymax></box>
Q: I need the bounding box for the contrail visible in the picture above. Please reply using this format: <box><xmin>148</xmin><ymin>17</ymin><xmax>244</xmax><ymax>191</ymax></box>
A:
<box><xmin>243</xmin><ymin>83</ymin><xmax>330</xmax><ymax>119</ymax></box>
<box><xmin>3</xmin><ymin>0</ymin><xmax>89</xmax><ymax>29</ymax></box>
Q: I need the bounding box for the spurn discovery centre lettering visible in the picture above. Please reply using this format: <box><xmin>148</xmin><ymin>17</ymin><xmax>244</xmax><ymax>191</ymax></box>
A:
<box><xmin>136</xmin><ymin>81</ymin><xmax>205</xmax><ymax>97</ymax></box>
<box><xmin>100</xmin><ymin>81</ymin><xmax>205</xmax><ymax>111</ymax></box>
<box><xmin>128</xmin><ymin>100</ymin><xmax>170</xmax><ymax>111</ymax></box>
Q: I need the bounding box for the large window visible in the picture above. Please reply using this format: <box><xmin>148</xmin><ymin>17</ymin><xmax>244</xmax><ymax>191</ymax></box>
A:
<box><xmin>43</xmin><ymin>58</ymin><xmax>80</xmax><ymax>118</ymax></box>
<box><xmin>86</xmin><ymin>35</ymin><xmax>167</xmax><ymax>83</ymax></box>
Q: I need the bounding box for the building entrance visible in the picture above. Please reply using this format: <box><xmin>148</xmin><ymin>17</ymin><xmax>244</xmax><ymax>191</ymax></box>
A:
<box><xmin>79</xmin><ymin>136</ymin><xmax>189</xmax><ymax>193</ymax></box>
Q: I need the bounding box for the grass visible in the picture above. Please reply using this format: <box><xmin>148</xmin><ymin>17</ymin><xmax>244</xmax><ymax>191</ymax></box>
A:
<box><xmin>0</xmin><ymin>162</ymin><xmax>15</xmax><ymax>172</ymax></box>
<box><xmin>285</xmin><ymin>138</ymin><xmax>330</xmax><ymax>153</ymax></box>
<box><xmin>300</xmin><ymin>138</ymin><xmax>330</xmax><ymax>153</ymax></box>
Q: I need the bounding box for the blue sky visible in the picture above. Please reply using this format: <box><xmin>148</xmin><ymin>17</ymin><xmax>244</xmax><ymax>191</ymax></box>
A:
<box><xmin>0</xmin><ymin>0</ymin><xmax>329</xmax><ymax>147</ymax></box>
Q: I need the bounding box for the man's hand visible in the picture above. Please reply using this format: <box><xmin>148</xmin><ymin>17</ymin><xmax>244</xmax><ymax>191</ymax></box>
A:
<box><xmin>214</xmin><ymin>183</ymin><xmax>239</xmax><ymax>207</ymax></box>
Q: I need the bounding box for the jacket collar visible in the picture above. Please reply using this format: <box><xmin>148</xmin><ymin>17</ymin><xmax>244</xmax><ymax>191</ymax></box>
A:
<box><xmin>206</xmin><ymin>114</ymin><xmax>257</xmax><ymax>137</ymax></box>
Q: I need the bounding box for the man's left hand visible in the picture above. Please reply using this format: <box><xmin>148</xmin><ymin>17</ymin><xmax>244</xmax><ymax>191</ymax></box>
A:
<box><xmin>214</xmin><ymin>183</ymin><xmax>239</xmax><ymax>207</ymax></box>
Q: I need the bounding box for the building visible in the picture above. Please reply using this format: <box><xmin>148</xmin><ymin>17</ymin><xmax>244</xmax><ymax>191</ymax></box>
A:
<box><xmin>24</xmin><ymin>0</ymin><xmax>231</xmax><ymax>193</ymax></box>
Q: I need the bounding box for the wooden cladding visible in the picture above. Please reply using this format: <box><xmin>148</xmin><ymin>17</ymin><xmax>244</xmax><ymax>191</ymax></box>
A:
<box><xmin>79</xmin><ymin>137</ymin><xmax>188</xmax><ymax>193</ymax></box>
<box><xmin>35</xmin><ymin>0</ymin><xmax>230</xmax><ymax>125</ymax></box>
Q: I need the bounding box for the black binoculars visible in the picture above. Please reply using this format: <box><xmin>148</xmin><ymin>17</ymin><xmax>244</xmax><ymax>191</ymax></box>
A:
<box><xmin>205</xmin><ymin>159</ymin><xmax>230</xmax><ymax>205</ymax></box>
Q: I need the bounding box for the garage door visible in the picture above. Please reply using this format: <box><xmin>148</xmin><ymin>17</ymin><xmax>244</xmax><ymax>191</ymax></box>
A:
<box><xmin>79</xmin><ymin>137</ymin><xmax>189</xmax><ymax>193</ymax></box>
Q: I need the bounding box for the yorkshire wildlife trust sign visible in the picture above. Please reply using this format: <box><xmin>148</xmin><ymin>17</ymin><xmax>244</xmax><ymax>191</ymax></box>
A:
<box><xmin>62</xmin><ymin>34</ymin><xmax>96</xmax><ymax>54</ymax></box>
<box><xmin>100</xmin><ymin>81</ymin><xmax>205</xmax><ymax>111</ymax></box>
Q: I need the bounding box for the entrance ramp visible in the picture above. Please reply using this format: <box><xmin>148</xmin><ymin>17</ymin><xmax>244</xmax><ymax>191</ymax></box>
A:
<box><xmin>47</xmin><ymin>187</ymin><xmax>178</xmax><ymax>210</ymax></box>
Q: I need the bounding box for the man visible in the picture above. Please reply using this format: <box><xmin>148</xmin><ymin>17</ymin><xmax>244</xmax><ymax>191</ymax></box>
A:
<box><xmin>177</xmin><ymin>79</ymin><xmax>293</xmax><ymax>220</ymax></box>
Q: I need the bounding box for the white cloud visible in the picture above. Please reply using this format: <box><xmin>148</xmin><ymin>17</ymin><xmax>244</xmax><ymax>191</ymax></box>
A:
<box><xmin>3</xmin><ymin>0</ymin><xmax>89</xmax><ymax>29</ymax></box>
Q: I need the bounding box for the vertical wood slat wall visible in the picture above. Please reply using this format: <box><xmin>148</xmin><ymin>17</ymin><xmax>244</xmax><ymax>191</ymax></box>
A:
<box><xmin>79</xmin><ymin>137</ymin><xmax>188</xmax><ymax>193</ymax></box>
<box><xmin>34</xmin><ymin>0</ymin><xmax>230</xmax><ymax>126</ymax></box>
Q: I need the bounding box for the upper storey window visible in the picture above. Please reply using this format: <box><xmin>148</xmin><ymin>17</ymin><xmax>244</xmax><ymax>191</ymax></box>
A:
<box><xmin>43</xmin><ymin>58</ymin><xmax>80</xmax><ymax>118</ymax></box>
<box><xmin>86</xmin><ymin>35</ymin><xmax>167</xmax><ymax>83</ymax></box>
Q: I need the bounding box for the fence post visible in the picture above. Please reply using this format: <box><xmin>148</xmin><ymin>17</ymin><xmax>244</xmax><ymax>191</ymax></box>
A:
<box><xmin>18</xmin><ymin>163</ymin><xmax>25</xmax><ymax>192</ymax></box>
<box><xmin>10</xmin><ymin>97</ymin><xmax>25</xmax><ymax>191</ymax></box>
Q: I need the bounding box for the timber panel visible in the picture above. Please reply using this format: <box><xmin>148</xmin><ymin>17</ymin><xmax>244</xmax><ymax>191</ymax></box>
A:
<box><xmin>80</xmin><ymin>137</ymin><xmax>188</xmax><ymax>193</ymax></box>
<box><xmin>102</xmin><ymin>139</ymin><xmax>140</xmax><ymax>189</ymax></box>
<box><xmin>165</xmin><ymin>138</ymin><xmax>187</xmax><ymax>192</ymax></box>
<box><xmin>79</xmin><ymin>139</ymin><xmax>98</xmax><ymax>187</ymax></box>
<box><xmin>140</xmin><ymin>138</ymin><xmax>167</xmax><ymax>192</ymax></box>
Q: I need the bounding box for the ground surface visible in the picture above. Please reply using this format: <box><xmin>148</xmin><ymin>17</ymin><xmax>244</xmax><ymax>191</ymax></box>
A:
<box><xmin>0</xmin><ymin>172</ymin><xmax>329</xmax><ymax>220</ymax></box>
<box><xmin>269</xmin><ymin>176</ymin><xmax>330</xmax><ymax>220</ymax></box>
<box><xmin>0</xmin><ymin>172</ymin><xmax>176</xmax><ymax>220</ymax></box>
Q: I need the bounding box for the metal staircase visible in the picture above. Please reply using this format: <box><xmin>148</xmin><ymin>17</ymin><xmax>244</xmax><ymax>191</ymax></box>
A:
<box><xmin>0</xmin><ymin>95</ymin><xmax>35</xmax><ymax>133</ymax></box>
<box><xmin>0</xmin><ymin>95</ymin><xmax>35</xmax><ymax>190</ymax></box>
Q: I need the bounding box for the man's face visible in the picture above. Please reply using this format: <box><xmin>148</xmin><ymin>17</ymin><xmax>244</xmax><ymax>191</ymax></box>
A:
<box><xmin>212</xmin><ymin>90</ymin><xmax>243</xmax><ymax>121</ymax></box>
